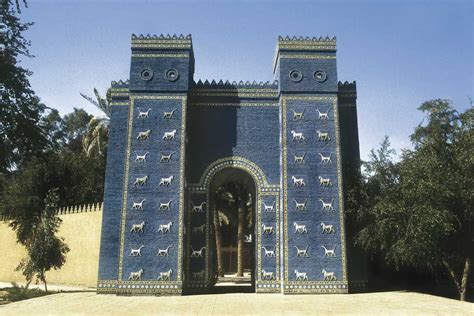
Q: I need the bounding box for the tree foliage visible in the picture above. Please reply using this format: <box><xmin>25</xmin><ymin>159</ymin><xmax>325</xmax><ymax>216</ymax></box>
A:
<box><xmin>0</xmin><ymin>0</ymin><xmax>48</xmax><ymax>173</ymax></box>
<box><xmin>353</xmin><ymin>99</ymin><xmax>473</xmax><ymax>300</ymax></box>
<box><xmin>1</xmin><ymin>109</ymin><xmax>106</xmax><ymax>244</ymax></box>
<box><xmin>80</xmin><ymin>88</ymin><xmax>111</xmax><ymax>156</ymax></box>
<box><xmin>15</xmin><ymin>188</ymin><xmax>70</xmax><ymax>292</ymax></box>
<box><xmin>213</xmin><ymin>181</ymin><xmax>253</xmax><ymax>278</ymax></box>
<box><xmin>0</xmin><ymin>1</ymin><xmax>106</xmax><ymax>289</ymax></box>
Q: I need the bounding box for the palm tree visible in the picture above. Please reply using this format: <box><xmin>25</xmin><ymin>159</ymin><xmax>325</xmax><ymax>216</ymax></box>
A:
<box><xmin>235</xmin><ymin>185</ymin><xmax>253</xmax><ymax>277</ymax></box>
<box><xmin>236</xmin><ymin>190</ymin><xmax>245</xmax><ymax>277</ymax></box>
<box><xmin>214</xmin><ymin>186</ymin><xmax>235</xmax><ymax>277</ymax></box>
<box><xmin>212</xmin><ymin>170</ymin><xmax>254</xmax><ymax>278</ymax></box>
<box><xmin>215</xmin><ymin>183</ymin><xmax>252</xmax><ymax>277</ymax></box>
<box><xmin>80</xmin><ymin>88</ymin><xmax>111</xmax><ymax>156</ymax></box>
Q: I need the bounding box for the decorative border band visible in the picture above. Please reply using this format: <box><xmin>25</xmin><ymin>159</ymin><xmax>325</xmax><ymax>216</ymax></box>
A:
<box><xmin>132</xmin><ymin>53</ymin><xmax>190</xmax><ymax>58</ymax></box>
<box><xmin>191</xmin><ymin>103</ymin><xmax>278</xmax><ymax>107</ymax></box>
<box><xmin>187</xmin><ymin>157</ymin><xmax>280</xmax><ymax>291</ymax></box>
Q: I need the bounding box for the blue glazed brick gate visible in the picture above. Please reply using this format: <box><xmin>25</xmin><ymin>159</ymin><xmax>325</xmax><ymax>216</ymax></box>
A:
<box><xmin>97</xmin><ymin>34</ymin><xmax>361</xmax><ymax>295</ymax></box>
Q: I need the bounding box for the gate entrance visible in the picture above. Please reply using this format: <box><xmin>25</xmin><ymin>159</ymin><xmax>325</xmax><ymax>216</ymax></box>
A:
<box><xmin>210</xmin><ymin>168</ymin><xmax>256</xmax><ymax>290</ymax></box>
<box><xmin>185</xmin><ymin>157</ymin><xmax>280</xmax><ymax>294</ymax></box>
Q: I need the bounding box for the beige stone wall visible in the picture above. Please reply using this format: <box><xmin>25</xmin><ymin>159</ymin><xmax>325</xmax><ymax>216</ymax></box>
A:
<box><xmin>0</xmin><ymin>208</ymin><xmax>102</xmax><ymax>288</ymax></box>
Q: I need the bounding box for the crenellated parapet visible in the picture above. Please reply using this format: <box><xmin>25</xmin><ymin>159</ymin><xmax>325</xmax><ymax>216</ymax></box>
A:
<box><xmin>193</xmin><ymin>79</ymin><xmax>278</xmax><ymax>88</ymax></box>
<box><xmin>338</xmin><ymin>81</ymin><xmax>357</xmax><ymax>101</ymax></box>
<box><xmin>274</xmin><ymin>36</ymin><xmax>337</xmax><ymax>72</ymax></box>
<box><xmin>190</xmin><ymin>79</ymin><xmax>279</xmax><ymax>99</ymax></box>
<box><xmin>111</xmin><ymin>79</ymin><xmax>130</xmax><ymax>88</ymax></box>
<box><xmin>277</xmin><ymin>35</ymin><xmax>337</xmax><ymax>51</ymax></box>
<box><xmin>109</xmin><ymin>80</ymin><xmax>130</xmax><ymax>105</ymax></box>
<box><xmin>57</xmin><ymin>202</ymin><xmax>103</xmax><ymax>215</ymax></box>
<box><xmin>0</xmin><ymin>202</ymin><xmax>103</xmax><ymax>222</ymax></box>
<box><xmin>132</xmin><ymin>33</ymin><xmax>192</xmax><ymax>40</ymax></box>
<box><xmin>131</xmin><ymin>33</ymin><xmax>192</xmax><ymax>50</ymax></box>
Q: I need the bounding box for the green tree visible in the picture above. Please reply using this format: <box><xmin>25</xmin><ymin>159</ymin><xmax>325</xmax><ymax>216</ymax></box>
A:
<box><xmin>213</xmin><ymin>180</ymin><xmax>253</xmax><ymax>278</ymax></box>
<box><xmin>2</xmin><ymin>108</ymin><xmax>106</xmax><ymax>243</ymax></box>
<box><xmin>41</xmin><ymin>108</ymin><xmax>92</xmax><ymax>152</ymax></box>
<box><xmin>80</xmin><ymin>89</ymin><xmax>111</xmax><ymax>156</ymax></box>
<box><xmin>214</xmin><ymin>186</ymin><xmax>235</xmax><ymax>277</ymax></box>
<box><xmin>0</xmin><ymin>0</ymin><xmax>48</xmax><ymax>173</ymax></box>
<box><xmin>16</xmin><ymin>188</ymin><xmax>70</xmax><ymax>292</ymax></box>
<box><xmin>354</xmin><ymin>100</ymin><xmax>473</xmax><ymax>301</ymax></box>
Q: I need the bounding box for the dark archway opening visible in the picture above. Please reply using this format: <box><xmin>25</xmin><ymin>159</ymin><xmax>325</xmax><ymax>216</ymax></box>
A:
<box><xmin>209</xmin><ymin>168</ymin><xmax>256</xmax><ymax>292</ymax></box>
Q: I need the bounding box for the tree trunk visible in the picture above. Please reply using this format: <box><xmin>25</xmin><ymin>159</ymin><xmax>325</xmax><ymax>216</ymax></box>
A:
<box><xmin>214</xmin><ymin>208</ymin><xmax>224</xmax><ymax>277</ymax></box>
<box><xmin>460</xmin><ymin>257</ymin><xmax>471</xmax><ymax>302</ymax></box>
<box><xmin>236</xmin><ymin>198</ymin><xmax>245</xmax><ymax>277</ymax></box>
<box><xmin>443</xmin><ymin>257</ymin><xmax>471</xmax><ymax>301</ymax></box>
<box><xmin>41</xmin><ymin>272</ymin><xmax>48</xmax><ymax>293</ymax></box>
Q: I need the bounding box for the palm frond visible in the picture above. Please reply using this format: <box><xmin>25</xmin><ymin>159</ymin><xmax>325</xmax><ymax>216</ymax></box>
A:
<box><xmin>218</xmin><ymin>211</ymin><xmax>230</xmax><ymax>226</ymax></box>
<box><xmin>82</xmin><ymin>117</ymin><xmax>109</xmax><ymax>156</ymax></box>
<box><xmin>80</xmin><ymin>88</ymin><xmax>111</xmax><ymax>118</ymax></box>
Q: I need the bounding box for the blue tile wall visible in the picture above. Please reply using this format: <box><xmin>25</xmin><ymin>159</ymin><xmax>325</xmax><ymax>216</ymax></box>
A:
<box><xmin>187</xmin><ymin>105</ymin><xmax>280</xmax><ymax>184</ymax></box>
<box><xmin>129</xmin><ymin>53</ymin><xmax>191</xmax><ymax>92</ymax></box>
<box><xmin>278</xmin><ymin>53</ymin><xmax>337</xmax><ymax>94</ymax></box>
<box><xmin>121</xmin><ymin>97</ymin><xmax>184</xmax><ymax>283</ymax></box>
<box><xmin>98</xmin><ymin>104</ymin><xmax>129</xmax><ymax>282</ymax></box>
<box><xmin>277</xmin><ymin>48</ymin><xmax>349</xmax><ymax>293</ymax></box>
<box><xmin>284</xmin><ymin>97</ymin><xmax>344</xmax><ymax>287</ymax></box>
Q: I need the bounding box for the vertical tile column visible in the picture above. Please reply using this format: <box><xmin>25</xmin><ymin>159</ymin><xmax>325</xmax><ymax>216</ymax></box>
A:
<box><xmin>275</xmin><ymin>36</ymin><xmax>348</xmax><ymax>294</ymax></box>
<box><xmin>257</xmin><ymin>191</ymin><xmax>281</xmax><ymax>292</ymax></box>
<box><xmin>97</xmin><ymin>82</ymin><xmax>130</xmax><ymax>292</ymax></box>
<box><xmin>98</xmin><ymin>34</ymin><xmax>194</xmax><ymax>295</ymax></box>
<box><xmin>281</xmin><ymin>96</ymin><xmax>348</xmax><ymax>293</ymax></box>
<box><xmin>185</xmin><ymin>190</ymin><xmax>208</xmax><ymax>290</ymax></box>
<box><xmin>116</xmin><ymin>96</ymin><xmax>187</xmax><ymax>294</ymax></box>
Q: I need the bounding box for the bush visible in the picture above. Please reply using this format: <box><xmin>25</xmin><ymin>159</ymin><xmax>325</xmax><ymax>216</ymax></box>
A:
<box><xmin>1</xmin><ymin>282</ymin><xmax>51</xmax><ymax>303</ymax></box>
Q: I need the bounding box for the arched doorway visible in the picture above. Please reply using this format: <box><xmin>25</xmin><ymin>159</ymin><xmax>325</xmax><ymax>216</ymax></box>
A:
<box><xmin>209</xmin><ymin>168</ymin><xmax>256</xmax><ymax>291</ymax></box>
<box><xmin>185</xmin><ymin>157</ymin><xmax>280</xmax><ymax>294</ymax></box>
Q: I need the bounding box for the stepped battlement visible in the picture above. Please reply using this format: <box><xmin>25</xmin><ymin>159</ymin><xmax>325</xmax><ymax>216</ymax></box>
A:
<box><xmin>131</xmin><ymin>33</ymin><xmax>192</xmax><ymax>40</ymax></box>
<box><xmin>338</xmin><ymin>81</ymin><xmax>357</xmax><ymax>99</ymax></box>
<box><xmin>0</xmin><ymin>202</ymin><xmax>103</xmax><ymax>222</ymax></box>
<box><xmin>193</xmin><ymin>79</ymin><xmax>278</xmax><ymax>89</ymax></box>
<box><xmin>111</xmin><ymin>79</ymin><xmax>129</xmax><ymax>88</ymax></box>
<box><xmin>277</xmin><ymin>35</ymin><xmax>337</xmax><ymax>51</ymax></box>
<box><xmin>57</xmin><ymin>202</ymin><xmax>103</xmax><ymax>215</ymax></box>
<box><xmin>131</xmin><ymin>33</ymin><xmax>192</xmax><ymax>50</ymax></box>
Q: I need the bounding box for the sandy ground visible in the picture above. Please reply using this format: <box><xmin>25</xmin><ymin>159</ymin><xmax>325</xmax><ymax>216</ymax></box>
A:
<box><xmin>0</xmin><ymin>290</ymin><xmax>472</xmax><ymax>315</ymax></box>
<box><xmin>0</xmin><ymin>281</ymin><xmax>93</xmax><ymax>292</ymax></box>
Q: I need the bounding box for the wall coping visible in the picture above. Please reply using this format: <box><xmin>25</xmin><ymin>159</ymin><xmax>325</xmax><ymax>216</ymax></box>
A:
<box><xmin>0</xmin><ymin>202</ymin><xmax>103</xmax><ymax>222</ymax></box>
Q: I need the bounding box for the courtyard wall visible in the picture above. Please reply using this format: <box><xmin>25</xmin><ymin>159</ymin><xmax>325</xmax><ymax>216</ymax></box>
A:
<box><xmin>0</xmin><ymin>204</ymin><xmax>102</xmax><ymax>288</ymax></box>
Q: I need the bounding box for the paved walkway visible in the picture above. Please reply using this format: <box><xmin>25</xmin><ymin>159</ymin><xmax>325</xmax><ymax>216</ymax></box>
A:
<box><xmin>0</xmin><ymin>291</ymin><xmax>472</xmax><ymax>315</ymax></box>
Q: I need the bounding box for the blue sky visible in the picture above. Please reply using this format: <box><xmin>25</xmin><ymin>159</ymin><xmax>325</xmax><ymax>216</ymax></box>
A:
<box><xmin>21</xmin><ymin>0</ymin><xmax>473</xmax><ymax>159</ymax></box>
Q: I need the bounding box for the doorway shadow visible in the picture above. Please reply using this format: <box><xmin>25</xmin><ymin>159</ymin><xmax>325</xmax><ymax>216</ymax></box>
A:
<box><xmin>209</xmin><ymin>167</ymin><xmax>257</xmax><ymax>293</ymax></box>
